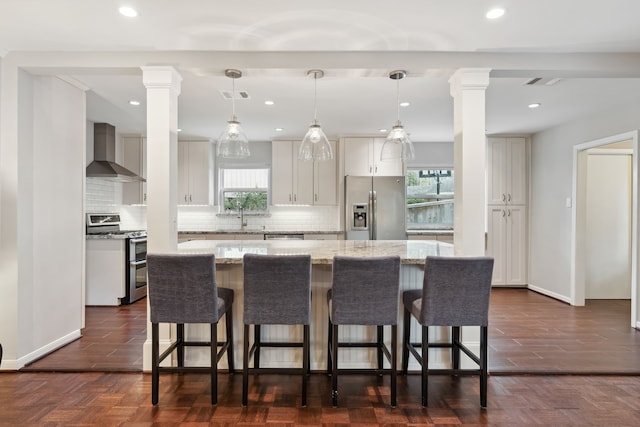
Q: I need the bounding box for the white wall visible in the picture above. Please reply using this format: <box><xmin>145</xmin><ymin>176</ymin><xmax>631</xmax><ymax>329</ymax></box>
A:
<box><xmin>530</xmin><ymin>99</ymin><xmax>640</xmax><ymax>299</ymax></box>
<box><xmin>1</xmin><ymin>69</ymin><xmax>86</xmax><ymax>368</ymax></box>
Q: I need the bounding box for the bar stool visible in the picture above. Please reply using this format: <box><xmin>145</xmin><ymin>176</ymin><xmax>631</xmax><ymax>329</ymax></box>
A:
<box><xmin>327</xmin><ymin>255</ymin><xmax>401</xmax><ymax>407</ymax></box>
<box><xmin>242</xmin><ymin>253</ymin><xmax>312</xmax><ymax>406</ymax></box>
<box><xmin>147</xmin><ymin>253</ymin><xmax>234</xmax><ymax>405</ymax></box>
<box><xmin>401</xmin><ymin>256</ymin><xmax>494</xmax><ymax>407</ymax></box>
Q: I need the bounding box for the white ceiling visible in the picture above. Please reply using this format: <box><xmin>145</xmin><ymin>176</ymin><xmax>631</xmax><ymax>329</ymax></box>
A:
<box><xmin>4</xmin><ymin>0</ymin><xmax>640</xmax><ymax>142</ymax></box>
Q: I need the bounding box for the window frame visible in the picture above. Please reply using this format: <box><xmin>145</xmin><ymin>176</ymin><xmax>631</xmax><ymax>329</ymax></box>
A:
<box><xmin>217</xmin><ymin>165</ymin><xmax>271</xmax><ymax>215</ymax></box>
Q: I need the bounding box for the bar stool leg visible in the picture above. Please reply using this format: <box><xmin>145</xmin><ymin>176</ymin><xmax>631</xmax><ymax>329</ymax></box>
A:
<box><xmin>242</xmin><ymin>324</ymin><xmax>250</xmax><ymax>406</ymax></box>
<box><xmin>391</xmin><ymin>324</ymin><xmax>397</xmax><ymax>408</ymax></box>
<box><xmin>210</xmin><ymin>323</ymin><xmax>218</xmax><ymax>405</ymax></box>
<box><xmin>402</xmin><ymin>308</ymin><xmax>411</xmax><ymax>375</ymax></box>
<box><xmin>226</xmin><ymin>306</ymin><xmax>235</xmax><ymax>373</ymax></box>
<box><xmin>377</xmin><ymin>325</ymin><xmax>384</xmax><ymax>374</ymax></box>
<box><xmin>151</xmin><ymin>323</ymin><xmax>159</xmax><ymax>405</ymax></box>
<box><xmin>480</xmin><ymin>326</ymin><xmax>488</xmax><ymax>408</ymax></box>
<box><xmin>452</xmin><ymin>326</ymin><xmax>460</xmax><ymax>370</ymax></box>
<box><xmin>177</xmin><ymin>323</ymin><xmax>185</xmax><ymax>368</ymax></box>
<box><xmin>421</xmin><ymin>325</ymin><xmax>429</xmax><ymax>407</ymax></box>
<box><xmin>331</xmin><ymin>323</ymin><xmax>339</xmax><ymax>407</ymax></box>
<box><xmin>302</xmin><ymin>324</ymin><xmax>309</xmax><ymax>407</ymax></box>
<box><xmin>254</xmin><ymin>325</ymin><xmax>261</xmax><ymax>368</ymax></box>
<box><xmin>327</xmin><ymin>315</ymin><xmax>332</xmax><ymax>374</ymax></box>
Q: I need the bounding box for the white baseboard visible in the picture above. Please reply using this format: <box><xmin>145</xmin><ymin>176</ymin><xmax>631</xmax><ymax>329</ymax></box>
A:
<box><xmin>15</xmin><ymin>329</ymin><xmax>82</xmax><ymax>369</ymax></box>
<box><xmin>527</xmin><ymin>284</ymin><xmax>572</xmax><ymax>304</ymax></box>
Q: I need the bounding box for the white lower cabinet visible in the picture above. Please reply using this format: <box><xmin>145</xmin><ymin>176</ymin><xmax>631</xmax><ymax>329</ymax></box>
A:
<box><xmin>486</xmin><ymin>205</ymin><xmax>527</xmax><ymax>286</ymax></box>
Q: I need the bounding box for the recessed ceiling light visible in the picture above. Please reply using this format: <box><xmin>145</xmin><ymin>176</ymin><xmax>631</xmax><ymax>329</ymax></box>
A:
<box><xmin>486</xmin><ymin>7</ymin><xmax>505</xmax><ymax>19</ymax></box>
<box><xmin>177</xmin><ymin>128</ymin><xmax>182</xmax><ymax>132</ymax></box>
<box><xmin>128</xmin><ymin>100</ymin><xmax>140</xmax><ymax>106</ymax></box>
<box><xmin>400</xmin><ymin>102</ymin><xmax>410</xmax><ymax>107</ymax></box>
<box><xmin>275</xmin><ymin>127</ymin><xmax>284</xmax><ymax>132</ymax></box>
<box><xmin>118</xmin><ymin>6</ymin><xmax>138</xmax><ymax>18</ymax></box>
<box><xmin>528</xmin><ymin>103</ymin><xmax>541</xmax><ymax>109</ymax></box>
<box><xmin>379</xmin><ymin>128</ymin><xmax>388</xmax><ymax>133</ymax></box>
<box><xmin>264</xmin><ymin>100</ymin><xmax>275</xmax><ymax>106</ymax></box>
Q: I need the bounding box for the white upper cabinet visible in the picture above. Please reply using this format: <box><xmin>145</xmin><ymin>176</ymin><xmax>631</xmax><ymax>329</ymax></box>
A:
<box><xmin>178</xmin><ymin>141</ymin><xmax>212</xmax><ymax>205</ymax></box>
<box><xmin>122</xmin><ymin>136</ymin><xmax>146</xmax><ymax>204</ymax></box>
<box><xmin>272</xmin><ymin>140</ymin><xmax>336</xmax><ymax>205</ymax></box>
<box><xmin>343</xmin><ymin>137</ymin><xmax>403</xmax><ymax>176</ymax></box>
<box><xmin>487</xmin><ymin>137</ymin><xmax>527</xmax><ymax>205</ymax></box>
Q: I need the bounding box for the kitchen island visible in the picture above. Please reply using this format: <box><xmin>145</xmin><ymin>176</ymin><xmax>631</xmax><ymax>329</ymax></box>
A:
<box><xmin>172</xmin><ymin>239</ymin><xmax>455</xmax><ymax>371</ymax></box>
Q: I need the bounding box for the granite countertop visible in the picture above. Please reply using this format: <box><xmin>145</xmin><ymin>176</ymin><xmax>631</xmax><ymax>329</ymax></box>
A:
<box><xmin>177</xmin><ymin>239</ymin><xmax>453</xmax><ymax>265</ymax></box>
<box><xmin>406</xmin><ymin>229</ymin><xmax>453</xmax><ymax>235</ymax></box>
<box><xmin>179</xmin><ymin>230</ymin><xmax>343</xmax><ymax>235</ymax></box>
<box><xmin>86</xmin><ymin>234</ymin><xmax>130</xmax><ymax>240</ymax></box>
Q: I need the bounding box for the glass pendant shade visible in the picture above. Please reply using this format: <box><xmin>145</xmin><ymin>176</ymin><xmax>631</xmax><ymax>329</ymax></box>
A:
<box><xmin>380</xmin><ymin>70</ymin><xmax>415</xmax><ymax>161</ymax></box>
<box><xmin>216</xmin><ymin>118</ymin><xmax>250</xmax><ymax>158</ymax></box>
<box><xmin>380</xmin><ymin>121</ymin><xmax>415</xmax><ymax>161</ymax></box>
<box><xmin>298</xmin><ymin>70</ymin><xmax>334</xmax><ymax>161</ymax></box>
<box><xmin>299</xmin><ymin>121</ymin><xmax>333</xmax><ymax>161</ymax></box>
<box><xmin>217</xmin><ymin>69</ymin><xmax>250</xmax><ymax>159</ymax></box>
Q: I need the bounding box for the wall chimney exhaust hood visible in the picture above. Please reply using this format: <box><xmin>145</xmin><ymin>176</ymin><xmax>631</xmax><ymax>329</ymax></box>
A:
<box><xmin>86</xmin><ymin>123</ymin><xmax>145</xmax><ymax>183</ymax></box>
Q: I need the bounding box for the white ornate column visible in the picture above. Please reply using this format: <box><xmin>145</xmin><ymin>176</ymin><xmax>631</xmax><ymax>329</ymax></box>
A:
<box><xmin>449</xmin><ymin>69</ymin><xmax>491</xmax><ymax>256</ymax></box>
<box><xmin>142</xmin><ymin>66</ymin><xmax>182</xmax><ymax>253</ymax></box>
<box><xmin>141</xmin><ymin>66</ymin><xmax>182</xmax><ymax>371</ymax></box>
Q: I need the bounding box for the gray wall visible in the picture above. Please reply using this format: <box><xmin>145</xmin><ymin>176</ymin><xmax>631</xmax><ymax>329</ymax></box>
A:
<box><xmin>529</xmin><ymin>98</ymin><xmax>640</xmax><ymax>299</ymax></box>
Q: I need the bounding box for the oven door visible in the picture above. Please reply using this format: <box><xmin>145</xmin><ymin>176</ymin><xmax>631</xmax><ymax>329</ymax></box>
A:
<box><xmin>128</xmin><ymin>258</ymin><xmax>147</xmax><ymax>303</ymax></box>
<box><xmin>126</xmin><ymin>237</ymin><xmax>147</xmax><ymax>304</ymax></box>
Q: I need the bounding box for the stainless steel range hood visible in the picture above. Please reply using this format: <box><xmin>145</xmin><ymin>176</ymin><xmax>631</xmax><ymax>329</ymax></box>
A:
<box><xmin>86</xmin><ymin>123</ymin><xmax>145</xmax><ymax>183</ymax></box>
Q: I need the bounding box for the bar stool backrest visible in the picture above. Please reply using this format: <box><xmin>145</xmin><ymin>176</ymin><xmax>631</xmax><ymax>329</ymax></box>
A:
<box><xmin>147</xmin><ymin>253</ymin><xmax>221</xmax><ymax>324</ymax></box>
<box><xmin>419</xmin><ymin>256</ymin><xmax>494</xmax><ymax>326</ymax></box>
<box><xmin>331</xmin><ymin>255</ymin><xmax>401</xmax><ymax>325</ymax></box>
<box><xmin>243</xmin><ymin>253</ymin><xmax>312</xmax><ymax>325</ymax></box>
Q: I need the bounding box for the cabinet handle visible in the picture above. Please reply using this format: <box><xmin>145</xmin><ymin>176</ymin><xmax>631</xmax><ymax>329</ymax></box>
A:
<box><xmin>507</xmin><ymin>209</ymin><xmax>511</xmax><ymax>217</ymax></box>
<box><xmin>508</xmin><ymin>194</ymin><xmax>512</xmax><ymax>202</ymax></box>
<box><xmin>184</xmin><ymin>195</ymin><xmax>188</xmax><ymax>202</ymax></box>
<box><xmin>502</xmin><ymin>210</ymin><xmax>506</xmax><ymax>218</ymax></box>
<box><xmin>375</xmin><ymin>165</ymin><xmax>378</xmax><ymax>173</ymax></box>
<box><xmin>289</xmin><ymin>194</ymin><xmax>292</xmax><ymax>202</ymax></box>
<box><xmin>502</xmin><ymin>193</ymin><xmax>506</xmax><ymax>202</ymax></box>
<box><xmin>189</xmin><ymin>195</ymin><xmax>192</xmax><ymax>202</ymax></box>
<box><xmin>315</xmin><ymin>193</ymin><xmax>318</xmax><ymax>202</ymax></box>
<box><xmin>294</xmin><ymin>194</ymin><xmax>297</xmax><ymax>202</ymax></box>
<box><xmin>144</xmin><ymin>193</ymin><xmax>146</xmax><ymax>202</ymax></box>
<box><xmin>369</xmin><ymin>166</ymin><xmax>372</xmax><ymax>173</ymax></box>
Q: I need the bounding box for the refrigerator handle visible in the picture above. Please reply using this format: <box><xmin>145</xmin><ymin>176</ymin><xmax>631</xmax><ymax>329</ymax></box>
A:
<box><xmin>370</xmin><ymin>190</ymin><xmax>377</xmax><ymax>240</ymax></box>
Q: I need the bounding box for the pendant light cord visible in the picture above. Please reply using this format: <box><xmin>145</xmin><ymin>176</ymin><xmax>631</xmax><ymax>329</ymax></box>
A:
<box><xmin>396</xmin><ymin>76</ymin><xmax>400</xmax><ymax>124</ymax></box>
<box><xmin>313</xmin><ymin>73</ymin><xmax>318</xmax><ymax>123</ymax></box>
<box><xmin>231</xmin><ymin>77</ymin><xmax>236</xmax><ymax>120</ymax></box>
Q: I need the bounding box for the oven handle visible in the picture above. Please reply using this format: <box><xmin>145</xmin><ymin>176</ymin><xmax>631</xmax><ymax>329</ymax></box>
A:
<box><xmin>129</xmin><ymin>238</ymin><xmax>147</xmax><ymax>244</ymax></box>
<box><xmin>130</xmin><ymin>260</ymin><xmax>147</xmax><ymax>266</ymax></box>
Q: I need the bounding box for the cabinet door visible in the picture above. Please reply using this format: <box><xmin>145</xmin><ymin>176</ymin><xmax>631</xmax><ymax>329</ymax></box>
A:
<box><xmin>313</xmin><ymin>140</ymin><xmax>337</xmax><ymax>205</ymax></box>
<box><xmin>344</xmin><ymin>137</ymin><xmax>373</xmax><ymax>176</ymax></box>
<box><xmin>177</xmin><ymin>142</ymin><xmax>190</xmax><ymax>204</ymax></box>
<box><xmin>186</xmin><ymin>142</ymin><xmax>211</xmax><ymax>205</ymax></box>
<box><xmin>505</xmin><ymin>205</ymin><xmax>527</xmax><ymax>285</ymax></box>
<box><xmin>373</xmin><ymin>138</ymin><xmax>403</xmax><ymax>176</ymax></box>
<box><xmin>506</xmin><ymin>137</ymin><xmax>527</xmax><ymax>205</ymax></box>
<box><xmin>178</xmin><ymin>141</ymin><xmax>211</xmax><ymax>205</ymax></box>
<box><xmin>294</xmin><ymin>140</ymin><xmax>314</xmax><ymax>205</ymax></box>
<box><xmin>487</xmin><ymin>138</ymin><xmax>508</xmax><ymax>205</ymax></box>
<box><xmin>272</xmin><ymin>141</ymin><xmax>295</xmax><ymax>204</ymax></box>
<box><xmin>486</xmin><ymin>206</ymin><xmax>507</xmax><ymax>286</ymax></box>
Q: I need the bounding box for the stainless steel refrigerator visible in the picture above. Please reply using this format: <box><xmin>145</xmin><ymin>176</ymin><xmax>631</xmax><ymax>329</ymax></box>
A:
<box><xmin>345</xmin><ymin>175</ymin><xmax>406</xmax><ymax>240</ymax></box>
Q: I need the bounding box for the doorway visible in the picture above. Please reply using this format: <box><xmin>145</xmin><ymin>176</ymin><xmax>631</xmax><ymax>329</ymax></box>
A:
<box><xmin>571</xmin><ymin>131</ymin><xmax>638</xmax><ymax>328</ymax></box>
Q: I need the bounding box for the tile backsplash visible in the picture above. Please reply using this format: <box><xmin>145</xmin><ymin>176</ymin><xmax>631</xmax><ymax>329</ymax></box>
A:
<box><xmin>87</xmin><ymin>179</ymin><xmax>340</xmax><ymax>231</ymax></box>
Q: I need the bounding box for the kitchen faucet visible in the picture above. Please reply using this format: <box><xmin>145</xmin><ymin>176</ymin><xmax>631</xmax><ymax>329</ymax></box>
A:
<box><xmin>238</xmin><ymin>206</ymin><xmax>248</xmax><ymax>228</ymax></box>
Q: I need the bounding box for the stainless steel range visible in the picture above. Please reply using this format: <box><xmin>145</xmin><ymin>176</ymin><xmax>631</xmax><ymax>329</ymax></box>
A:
<box><xmin>86</xmin><ymin>213</ymin><xmax>147</xmax><ymax>305</ymax></box>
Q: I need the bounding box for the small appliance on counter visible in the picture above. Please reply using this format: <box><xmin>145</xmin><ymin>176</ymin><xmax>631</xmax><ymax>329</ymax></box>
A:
<box><xmin>345</xmin><ymin>175</ymin><xmax>406</xmax><ymax>240</ymax></box>
<box><xmin>86</xmin><ymin>213</ymin><xmax>147</xmax><ymax>305</ymax></box>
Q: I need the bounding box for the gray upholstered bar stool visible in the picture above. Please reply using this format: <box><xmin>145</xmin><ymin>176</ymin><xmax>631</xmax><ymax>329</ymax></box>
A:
<box><xmin>327</xmin><ymin>255</ymin><xmax>401</xmax><ymax>407</ymax></box>
<box><xmin>401</xmin><ymin>256</ymin><xmax>494</xmax><ymax>407</ymax></box>
<box><xmin>242</xmin><ymin>253</ymin><xmax>312</xmax><ymax>406</ymax></box>
<box><xmin>147</xmin><ymin>253</ymin><xmax>234</xmax><ymax>405</ymax></box>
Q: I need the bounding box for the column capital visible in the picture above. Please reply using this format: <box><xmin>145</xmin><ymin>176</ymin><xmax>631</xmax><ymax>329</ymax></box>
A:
<box><xmin>141</xmin><ymin>66</ymin><xmax>182</xmax><ymax>94</ymax></box>
<box><xmin>449</xmin><ymin>68</ymin><xmax>491</xmax><ymax>96</ymax></box>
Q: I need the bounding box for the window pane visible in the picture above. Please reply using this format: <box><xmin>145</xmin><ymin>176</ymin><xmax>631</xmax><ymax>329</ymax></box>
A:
<box><xmin>220</xmin><ymin>168</ymin><xmax>269</xmax><ymax>213</ymax></box>
<box><xmin>406</xmin><ymin>169</ymin><xmax>454</xmax><ymax>229</ymax></box>
<box><xmin>222</xmin><ymin>169</ymin><xmax>268</xmax><ymax>189</ymax></box>
<box><xmin>223</xmin><ymin>191</ymin><xmax>268</xmax><ymax>212</ymax></box>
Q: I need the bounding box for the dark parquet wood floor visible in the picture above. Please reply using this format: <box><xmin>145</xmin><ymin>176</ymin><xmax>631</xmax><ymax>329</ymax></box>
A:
<box><xmin>5</xmin><ymin>289</ymin><xmax>640</xmax><ymax>425</ymax></box>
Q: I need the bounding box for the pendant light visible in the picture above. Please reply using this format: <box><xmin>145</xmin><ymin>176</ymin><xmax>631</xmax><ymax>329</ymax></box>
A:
<box><xmin>380</xmin><ymin>70</ymin><xmax>415</xmax><ymax>161</ymax></box>
<box><xmin>216</xmin><ymin>69</ymin><xmax>250</xmax><ymax>159</ymax></box>
<box><xmin>298</xmin><ymin>70</ymin><xmax>334</xmax><ymax>162</ymax></box>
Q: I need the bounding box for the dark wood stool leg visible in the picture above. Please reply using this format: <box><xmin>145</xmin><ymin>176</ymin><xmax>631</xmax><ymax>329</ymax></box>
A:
<box><xmin>242</xmin><ymin>324</ymin><xmax>250</xmax><ymax>406</ymax></box>
<box><xmin>327</xmin><ymin>315</ymin><xmax>332</xmax><ymax>374</ymax></box>
<box><xmin>452</xmin><ymin>326</ymin><xmax>460</xmax><ymax>370</ymax></box>
<box><xmin>391</xmin><ymin>324</ymin><xmax>397</xmax><ymax>408</ymax></box>
<box><xmin>177</xmin><ymin>323</ymin><xmax>185</xmax><ymax>368</ymax></box>
<box><xmin>302</xmin><ymin>324</ymin><xmax>309</xmax><ymax>407</ymax></box>
<box><xmin>331</xmin><ymin>323</ymin><xmax>339</xmax><ymax>407</ymax></box>
<box><xmin>402</xmin><ymin>308</ymin><xmax>411</xmax><ymax>375</ymax></box>
<box><xmin>254</xmin><ymin>324</ymin><xmax>261</xmax><ymax>368</ymax></box>
<box><xmin>421</xmin><ymin>325</ymin><xmax>429</xmax><ymax>407</ymax></box>
<box><xmin>225</xmin><ymin>306</ymin><xmax>234</xmax><ymax>373</ymax></box>
<box><xmin>151</xmin><ymin>323</ymin><xmax>159</xmax><ymax>405</ymax></box>
<box><xmin>480</xmin><ymin>326</ymin><xmax>488</xmax><ymax>408</ymax></box>
<box><xmin>211</xmin><ymin>323</ymin><xmax>218</xmax><ymax>405</ymax></box>
<box><xmin>377</xmin><ymin>325</ymin><xmax>384</xmax><ymax>373</ymax></box>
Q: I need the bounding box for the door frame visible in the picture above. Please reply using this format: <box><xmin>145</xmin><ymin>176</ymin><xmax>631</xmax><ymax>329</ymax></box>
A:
<box><xmin>570</xmin><ymin>130</ymin><xmax>638</xmax><ymax>328</ymax></box>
